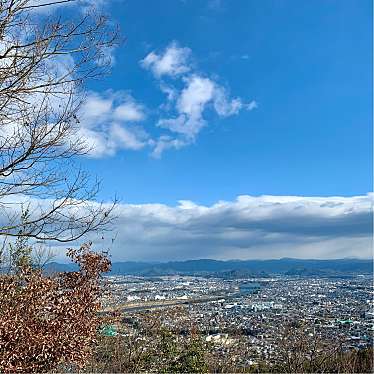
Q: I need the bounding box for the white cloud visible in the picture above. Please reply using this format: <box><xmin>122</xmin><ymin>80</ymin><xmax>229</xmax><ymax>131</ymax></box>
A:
<box><xmin>114</xmin><ymin>102</ymin><xmax>145</xmax><ymax>122</ymax></box>
<box><xmin>157</xmin><ymin>115</ymin><xmax>192</xmax><ymax>136</ymax></box>
<box><xmin>213</xmin><ymin>86</ymin><xmax>257</xmax><ymax>117</ymax></box>
<box><xmin>154</xmin><ymin>75</ymin><xmax>257</xmax><ymax>155</ymax></box>
<box><xmin>177</xmin><ymin>75</ymin><xmax>215</xmax><ymax>117</ymax></box>
<box><xmin>140</xmin><ymin>41</ymin><xmax>192</xmax><ymax>78</ymax></box>
<box><xmin>151</xmin><ymin>136</ymin><xmax>187</xmax><ymax>159</ymax></box>
<box><xmin>157</xmin><ymin>75</ymin><xmax>214</xmax><ymax>139</ymax></box>
<box><xmin>77</xmin><ymin>91</ymin><xmax>150</xmax><ymax>157</ymax></box>
<box><xmin>159</xmin><ymin>83</ymin><xmax>178</xmax><ymax>102</ymax></box>
<box><xmin>139</xmin><ymin>42</ymin><xmax>258</xmax><ymax>157</ymax></box>
<box><xmin>109</xmin><ymin>123</ymin><xmax>147</xmax><ymax>151</ymax></box>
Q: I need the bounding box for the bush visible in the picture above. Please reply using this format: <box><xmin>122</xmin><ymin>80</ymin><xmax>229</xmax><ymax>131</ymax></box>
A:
<box><xmin>0</xmin><ymin>243</ymin><xmax>110</xmax><ymax>373</ymax></box>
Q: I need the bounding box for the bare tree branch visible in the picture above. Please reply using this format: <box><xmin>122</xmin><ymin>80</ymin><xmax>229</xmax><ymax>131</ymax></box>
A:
<box><xmin>0</xmin><ymin>0</ymin><xmax>119</xmax><ymax>242</ymax></box>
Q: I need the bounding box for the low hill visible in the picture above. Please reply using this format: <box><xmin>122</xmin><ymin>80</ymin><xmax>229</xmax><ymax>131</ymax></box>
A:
<box><xmin>44</xmin><ymin>257</ymin><xmax>373</xmax><ymax>277</ymax></box>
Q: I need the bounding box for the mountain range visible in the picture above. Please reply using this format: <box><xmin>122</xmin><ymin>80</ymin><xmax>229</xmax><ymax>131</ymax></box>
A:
<box><xmin>44</xmin><ymin>257</ymin><xmax>373</xmax><ymax>278</ymax></box>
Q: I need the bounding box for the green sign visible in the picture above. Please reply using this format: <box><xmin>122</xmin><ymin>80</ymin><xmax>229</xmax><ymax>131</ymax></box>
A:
<box><xmin>100</xmin><ymin>324</ymin><xmax>117</xmax><ymax>337</ymax></box>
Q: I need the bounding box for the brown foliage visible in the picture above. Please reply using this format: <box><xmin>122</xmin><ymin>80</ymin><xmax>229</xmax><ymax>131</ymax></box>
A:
<box><xmin>0</xmin><ymin>242</ymin><xmax>111</xmax><ymax>373</ymax></box>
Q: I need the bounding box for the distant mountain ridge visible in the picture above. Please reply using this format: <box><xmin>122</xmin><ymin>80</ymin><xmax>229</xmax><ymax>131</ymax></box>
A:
<box><xmin>44</xmin><ymin>258</ymin><xmax>373</xmax><ymax>277</ymax></box>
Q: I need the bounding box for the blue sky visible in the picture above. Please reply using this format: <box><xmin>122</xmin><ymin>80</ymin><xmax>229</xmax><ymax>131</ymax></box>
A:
<box><xmin>40</xmin><ymin>0</ymin><xmax>372</xmax><ymax>261</ymax></box>
<box><xmin>77</xmin><ymin>0</ymin><xmax>373</xmax><ymax>206</ymax></box>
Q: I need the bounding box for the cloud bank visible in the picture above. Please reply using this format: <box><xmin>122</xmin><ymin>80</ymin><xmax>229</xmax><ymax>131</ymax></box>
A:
<box><xmin>48</xmin><ymin>193</ymin><xmax>372</xmax><ymax>262</ymax></box>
